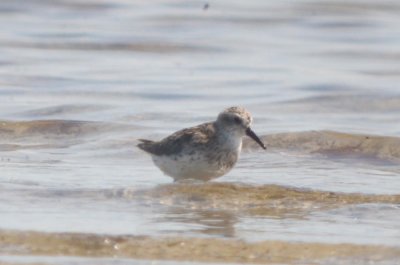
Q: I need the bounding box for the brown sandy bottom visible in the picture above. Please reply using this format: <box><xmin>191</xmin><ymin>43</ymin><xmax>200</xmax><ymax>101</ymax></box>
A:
<box><xmin>245</xmin><ymin>130</ymin><xmax>400</xmax><ymax>161</ymax></box>
<box><xmin>134</xmin><ymin>182</ymin><xmax>400</xmax><ymax>217</ymax></box>
<box><xmin>2</xmin><ymin>184</ymin><xmax>399</xmax><ymax>265</ymax></box>
<box><xmin>0</xmin><ymin>230</ymin><xmax>399</xmax><ymax>265</ymax></box>
<box><xmin>28</xmin><ymin>182</ymin><xmax>400</xmax><ymax>220</ymax></box>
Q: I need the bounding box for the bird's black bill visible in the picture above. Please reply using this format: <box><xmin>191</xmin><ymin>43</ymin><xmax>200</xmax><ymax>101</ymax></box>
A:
<box><xmin>246</xmin><ymin>127</ymin><xmax>267</xmax><ymax>150</ymax></box>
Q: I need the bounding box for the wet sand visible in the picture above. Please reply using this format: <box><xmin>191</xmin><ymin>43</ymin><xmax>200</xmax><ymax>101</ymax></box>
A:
<box><xmin>146</xmin><ymin>182</ymin><xmax>400</xmax><ymax>212</ymax></box>
<box><xmin>1</xmin><ymin>230</ymin><xmax>399</xmax><ymax>264</ymax></box>
<box><xmin>1</xmin><ymin>182</ymin><xmax>399</xmax><ymax>264</ymax></box>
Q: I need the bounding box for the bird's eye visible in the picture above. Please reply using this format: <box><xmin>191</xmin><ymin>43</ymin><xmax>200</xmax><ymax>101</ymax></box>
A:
<box><xmin>233</xmin><ymin>116</ymin><xmax>241</xmax><ymax>124</ymax></box>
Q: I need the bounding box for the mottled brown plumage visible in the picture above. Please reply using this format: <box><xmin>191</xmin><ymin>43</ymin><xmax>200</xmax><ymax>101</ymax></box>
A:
<box><xmin>138</xmin><ymin>122</ymin><xmax>216</xmax><ymax>156</ymax></box>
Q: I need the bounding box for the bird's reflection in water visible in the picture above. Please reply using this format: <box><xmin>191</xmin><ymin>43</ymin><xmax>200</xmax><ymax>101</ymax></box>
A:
<box><xmin>157</xmin><ymin>207</ymin><xmax>237</xmax><ymax>238</ymax></box>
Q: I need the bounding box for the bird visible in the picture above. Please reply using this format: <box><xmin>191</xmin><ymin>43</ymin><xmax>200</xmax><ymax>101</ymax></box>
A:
<box><xmin>137</xmin><ymin>106</ymin><xmax>266</xmax><ymax>182</ymax></box>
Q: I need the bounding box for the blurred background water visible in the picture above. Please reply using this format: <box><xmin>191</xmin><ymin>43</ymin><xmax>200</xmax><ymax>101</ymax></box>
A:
<box><xmin>0</xmin><ymin>0</ymin><xmax>400</xmax><ymax>264</ymax></box>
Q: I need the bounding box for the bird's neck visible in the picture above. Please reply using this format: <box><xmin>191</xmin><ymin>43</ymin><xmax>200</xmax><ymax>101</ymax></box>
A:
<box><xmin>215</xmin><ymin>125</ymin><xmax>243</xmax><ymax>152</ymax></box>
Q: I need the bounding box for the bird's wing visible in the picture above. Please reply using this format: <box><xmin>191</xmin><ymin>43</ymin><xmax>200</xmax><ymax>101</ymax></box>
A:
<box><xmin>137</xmin><ymin>122</ymin><xmax>215</xmax><ymax>156</ymax></box>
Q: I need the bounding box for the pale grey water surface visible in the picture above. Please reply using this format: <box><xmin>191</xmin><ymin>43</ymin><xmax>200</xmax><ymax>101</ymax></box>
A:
<box><xmin>1</xmin><ymin>0</ymin><xmax>400</xmax><ymax>264</ymax></box>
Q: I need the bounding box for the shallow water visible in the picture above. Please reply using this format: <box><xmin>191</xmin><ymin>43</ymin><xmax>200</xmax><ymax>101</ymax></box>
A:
<box><xmin>0</xmin><ymin>0</ymin><xmax>400</xmax><ymax>264</ymax></box>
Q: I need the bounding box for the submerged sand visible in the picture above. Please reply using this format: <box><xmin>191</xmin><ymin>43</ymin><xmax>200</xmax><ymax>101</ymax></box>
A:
<box><xmin>1</xmin><ymin>230</ymin><xmax>399</xmax><ymax>264</ymax></box>
<box><xmin>246</xmin><ymin>130</ymin><xmax>400</xmax><ymax>161</ymax></box>
<box><xmin>140</xmin><ymin>182</ymin><xmax>400</xmax><ymax>217</ymax></box>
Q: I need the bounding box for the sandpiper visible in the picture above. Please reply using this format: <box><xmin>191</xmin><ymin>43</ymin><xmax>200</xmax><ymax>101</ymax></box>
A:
<box><xmin>137</xmin><ymin>106</ymin><xmax>266</xmax><ymax>182</ymax></box>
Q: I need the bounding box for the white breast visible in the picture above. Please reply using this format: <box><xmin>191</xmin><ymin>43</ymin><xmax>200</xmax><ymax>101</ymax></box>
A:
<box><xmin>151</xmin><ymin>150</ymin><xmax>238</xmax><ymax>181</ymax></box>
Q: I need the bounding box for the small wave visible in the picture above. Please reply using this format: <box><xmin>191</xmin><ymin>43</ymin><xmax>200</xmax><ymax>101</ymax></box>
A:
<box><xmin>0</xmin><ymin>119</ymin><xmax>127</xmax><ymax>151</ymax></box>
<box><xmin>25</xmin><ymin>183</ymin><xmax>400</xmax><ymax>218</ymax></box>
<box><xmin>245</xmin><ymin>130</ymin><xmax>400</xmax><ymax>161</ymax></box>
<box><xmin>275</xmin><ymin>94</ymin><xmax>400</xmax><ymax>112</ymax></box>
<box><xmin>2</xmin><ymin>120</ymin><xmax>399</xmax><ymax>162</ymax></box>
<box><xmin>17</xmin><ymin>104</ymin><xmax>112</xmax><ymax>118</ymax></box>
<box><xmin>0</xmin><ymin>119</ymin><xmax>123</xmax><ymax>140</ymax></box>
<box><xmin>32</xmin><ymin>183</ymin><xmax>400</xmax><ymax>207</ymax></box>
<box><xmin>1</xmin><ymin>41</ymin><xmax>220</xmax><ymax>54</ymax></box>
<box><xmin>145</xmin><ymin>183</ymin><xmax>400</xmax><ymax>214</ymax></box>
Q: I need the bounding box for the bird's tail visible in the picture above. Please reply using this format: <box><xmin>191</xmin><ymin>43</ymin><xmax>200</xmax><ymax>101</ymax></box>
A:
<box><xmin>137</xmin><ymin>139</ymin><xmax>155</xmax><ymax>153</ymax></box>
